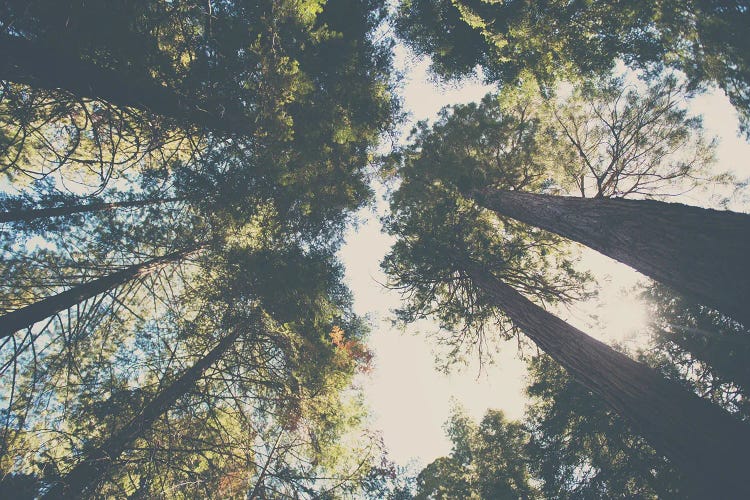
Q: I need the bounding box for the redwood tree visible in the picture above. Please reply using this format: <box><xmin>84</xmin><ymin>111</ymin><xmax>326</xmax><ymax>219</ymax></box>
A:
<box><xmin>394</xmin><ymin>88</ymin><xmax>749</xmax><ymax>326</ymax></box>
<box><xmin>0</xmin><ymin>246</ymin><xmax>202</xmax><ymax>339</ymax></box>
<box><xmin>41</xmin><ymin>325</ymin><xmax>243</xmax><ymax>499</ymax></box>
<box><xmin>383</xmin><ymin>156</ymin><xmax>750</xmax><ymax>497</ymax></box>
<box><xmin>0</xmin><ymin>196</ymin><xmax>184</xmax><ymax>224</ymax></box>
<box><xmin>474</xmin><ymin>189</ymin><xmax>750</xmax><ymax>327</ymax></box>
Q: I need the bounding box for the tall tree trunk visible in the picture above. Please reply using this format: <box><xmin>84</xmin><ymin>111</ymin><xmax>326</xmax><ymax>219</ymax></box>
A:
<box><xmin>464</xmin><ymin>262</ymin><xmax>750</xmax><ymax>498</ymax></box>
<box><xmin>0</xmin><ymin>196</ymin><xmax>184</xmax><ymax>223</ymax></box>
<box><xmin>0</xmin><ymin>34</ymin><xmax>250</xmax><ymax>136</ymax></box>
<box><xmin>0</xmin><ymin>247</ymin><xmax>201</xmax><ymax>339</ymax></box>
<box><xmin>41</xmin><ymin>328</ymin><xmax>241</xmax><ymax>499</ymax></box>
<box><xmin>474</xmin><ymin>189</ymin><xmax>750</xmax><ymax>327</ymax></box>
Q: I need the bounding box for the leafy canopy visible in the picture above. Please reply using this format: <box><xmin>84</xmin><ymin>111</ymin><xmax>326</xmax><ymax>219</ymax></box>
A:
<box><xmin>396</xmin><ymin>0</ymin><xmax>750</xmax><ymax>137</ymax></box>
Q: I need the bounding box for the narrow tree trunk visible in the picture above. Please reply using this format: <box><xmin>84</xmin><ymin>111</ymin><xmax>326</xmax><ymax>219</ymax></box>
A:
<box><xmin>0</xmin><ymin>196</ymin><xmax>184</xmax><ymax>223</ymax></box>
<box><xmin>474</xmin><ymin>189</ymin><xmax>750</xmax><ymax>327</ymax></box>
<box><xmin>465</xmin><ymin>262</ymin><xmax>750</xmax><ymax>498</ymax></box>
<box><xmin>41</xmin><ymin>328</ymin><xmax>241</xmax><ymax>499</ymax></box>
<box><xmin>0</xmin><ymin>34</ymin><xmax>250</xmax><ymax>136</ymax></box>
<box><xmin>248</xmin><ymin>430</ymin><xmax>284</xmax><ymax>500</ymax></box>
<box><xmin>0</xmin><ymin>247</ymin><xmax>201</xmax><ymax>339</ymax></box>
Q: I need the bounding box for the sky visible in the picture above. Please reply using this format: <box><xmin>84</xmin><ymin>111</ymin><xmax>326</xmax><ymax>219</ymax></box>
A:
<box><xmin>339</xmin><ymin>46</ymin><xmax>750</xmax><ymax>470</ymax></box>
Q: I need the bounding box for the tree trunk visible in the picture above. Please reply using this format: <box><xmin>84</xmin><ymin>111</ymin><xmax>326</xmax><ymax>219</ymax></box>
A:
<box><xmin>465</xmin><ymin>262</ymin><xmax>750</xmax><ymax>498</ymax></box>
<box><xmin>474</xmin><ymin>189</ymin><xmax>750</xmax><ymax>327</ymax></box>
<box><xmin>0</xmin><ymin>34</ymin><xmax>250</xmax><ymax>136</ymax></box>
<box><xmin>41</xmin><ymin>328</ymin><xmax>241</xmax><ymax>499</ymax></box>
<box><xmin>0</xmin><ymin>247</ymin><xmax>201</xmax><ymax>339</ymax></box>
<box><xmin>248</xmin><ymin>430</ymin><xmax>284</xmax><ymax>500</ymax></box>
<box><xmin>0</xmin><ymin>196</ymin><xmax>184</xmax><ymax>223</ymax></box>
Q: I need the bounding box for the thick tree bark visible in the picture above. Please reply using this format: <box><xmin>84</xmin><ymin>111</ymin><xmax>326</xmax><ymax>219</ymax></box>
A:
<box><xmin>465</xmin><ymin>263</ymin><xmax>750</xmax><ymax>498</ymax></box>
<box><xmin>0</xmin><ymin>247</ymin><xmax>201</xmax><ymax>339</ymax></box>
<box><xmin>0</xmin><ymin>196</ymin><xmax>184</xmax><ymax>223</ymax></box>
<box><xmin>474</xmin><ymin>189</ymin><xmax>750</xmax><ymax>327</ymax></box>
<box><xmin>0</xmin><ymin>34</ymin><xmax>251</xmax><ymax>135</ymax></box>
<box><xmin>41</xmin><ymin>328</ymin><xmax>241</xmax><ymax>499</ymax></box>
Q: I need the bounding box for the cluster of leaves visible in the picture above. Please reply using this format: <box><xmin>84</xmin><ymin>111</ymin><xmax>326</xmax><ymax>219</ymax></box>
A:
<box><xmin>396</xmin><ymin>0</ymin><xmax>750</xmax><ymax>137</ymax></box>
<box><xmin>415</xmin><ymin>408</ymin><xmax>536</xmax><ymax>499</ymax></box>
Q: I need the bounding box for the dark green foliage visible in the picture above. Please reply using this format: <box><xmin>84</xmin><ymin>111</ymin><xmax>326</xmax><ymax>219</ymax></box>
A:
<box><xmin>382</xmin><ymin>91</ymin><xmax>592</xmax><ymax>364</ymax></box>
<box><xmin>413</xmin><ymin>407</ymin><xmax>537</xmax><ymax>499</ymax></box>
<box><xmin>410</xmin><ymin>355</ymin><xmax>688</xmax><ymax>499</ymax></box>
<box><xmin>642</xmin><ymin>285</ymin><xmax>750</xmax><ymax>417</ymax></box>
<box><xmin>525</xmin><ymin>355</ymin><xmax>684</xmax><ymax>499</ymax></box>
<box><xmin>396</xmin><ymin>0</ymin><xmax>668</xmax><ymax>83</ymax></box>
<box><xmin>382</xmin><ymin>160</ymin><xmax>588</xmax><ymax>364</ymax></box>
<box><xmin>396</xmin><ymin>0</ymin><xmax>750</xmax><ymax>137</ymax></box>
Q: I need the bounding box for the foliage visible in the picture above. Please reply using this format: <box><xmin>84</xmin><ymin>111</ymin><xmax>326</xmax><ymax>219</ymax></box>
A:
<box><xmin>525</xmin><ymin>355</ymin><xmax>684</xmax><ymax>499</ymax></box>
<box><xmin>382</xmin><ymin>152</ymin><xmax>590</xmax><ymax>366</ymax></box>
<box><xmin>414</xmin><ymin>406</ymin><xmax>537</xmax><ymax>500</ymax></box>
<box><xmin>641</xmin><ymin>284</ymin><xmax>750</xmax><ymax>418</ymax></box>
<box><xmin>395</xmin><ymin>0</ymin><xmax>750</xmax><ymax>137</ymax></box>
<box><xmin>547</xmin><ymin>75</ymin><xmax>719</xmax><ymax>198</ymax></box>
<box><xmin>388</xmin><ymin>75</ymin><xmax>720</xmax><ymax>202</ymax></box>
<box><xmin>409</xmin><ymin>353</ymin><xmax>689</xmax><ymax>499</ymax></box>
<box><xmin>0</xmin><ymin>0</ymin><xmax>398</xmax><ymax>497</ymax></box>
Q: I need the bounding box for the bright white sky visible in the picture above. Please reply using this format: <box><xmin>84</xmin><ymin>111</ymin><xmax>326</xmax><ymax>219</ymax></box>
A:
<box><xmin>339</xmin><ymin>46</ymin><xmax>750</xmax><ymax>470</ymax></box>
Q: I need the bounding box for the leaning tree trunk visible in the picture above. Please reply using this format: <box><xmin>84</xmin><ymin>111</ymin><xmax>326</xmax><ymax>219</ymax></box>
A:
<box><xmin>0</xmin><ymin>246</ymin><xmax>201</xmax><ymax>339</ymax></box>
<box><xmin>0</xmin><ymin>196</ymin><xmax>184</xmax><ymax>223</ymax></box>
<box><xmin>474</xmin><ymin>189</ymin><xmax>750</xmax><ymax>327</ymax></box>
<box><xmin>464</xmin><ymin>262</ymin><xmax>750</xmax><ymax>498</ymax></box>
<box><xmin>0</xmin><ymin>34</ymin><xmax>250</xmax><ymax>136</ymax></box>
<box><xmin>41</xmin><ymin>328</ymin><xmax>241</xmax><ymax>499</ymax></box>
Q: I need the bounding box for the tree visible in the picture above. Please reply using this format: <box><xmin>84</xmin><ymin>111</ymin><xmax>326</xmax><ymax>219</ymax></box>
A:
<box><xmin>0</xmin><ymin>195</ymin><xmax>184</xmax><ymax>224</ymax></box>
<box><xmin>0</xmin><ymin>3</ymin><xmax>398</xmax><ymax>498</ymax></box>
<box><xmin>413</xmin><ymin>353</ymin><xmax>686</xmax><ymax>499</ymax></box>
<box><xmin>40</xmin><ymin>322</ymin><xmax>243</xmax><ymax>499</ymax></box>
<box><xmin>474</xmin><ymin>190</ymin><xmax>750</xmax><ymax>328</ymax></box>
<box><xmin>525</xmin><ymin>355</ymin><xmax>684</xmax><ymax>499</ymax></box>
<box><xmin>1</xmin><ymin>0</ymin><xmax>397</xmax><ymax>227</ymax></box>
<box><xmin>2</xmin><ymin>237</ymin><xmax>384</xmax><ymax>498</ymax></box>
<box><xmin>395</xmin><ymin>0</ymin><xmax>750</xmax><ymax>137</ymax></box>
<box><xmin>0</xmin><ymin>34</ymin><xmax>250</xmax><ymax>136</ymax></box>
<box><xmin>0</xmin><ymin>245</ymin><xmax>204</xmax><ymax>339</ymax></box>
<box><xmin>414</xmin><ymin>406</ymin><xmax>537</xmax><ymax>500</ymax></box>
<box><xmin>0</xmin><ymin>0</ymin><xmax>397</xmax><ymax>357</ymax></box>
<box><xmin>0</xmin><ymin>0</ymin><xmax>298</xmax><ymax>137</ymax></box>
<box><xmin>383</xmin><ymin>141</ymin><xmax>750</xmax><ymax>496</ymax></box>
<box><xmin>392</xmin><ymin>86</ymin><xmax>749</xmax><ymax>326</ymax></box>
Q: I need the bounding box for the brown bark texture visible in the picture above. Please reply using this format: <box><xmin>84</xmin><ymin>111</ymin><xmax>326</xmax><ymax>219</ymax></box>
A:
<box><xmin>0</xmin><ymin>34</ymin><xmax>250</xmax><ymax>135</ymax></box>
<box><xmin>0</xmin><ymin>247</ymin><xmax>199</xmax><ymax>339</ymax></box>
<box><xmin>467</xmin><ymin>263</ymin><xmax>750</xmax><ymax>499</ymax></box>
<box><xmin>41</xmin><ymin>328</ymin><xmax>240</xmax><ymax>499</ymax></box>
<box><xmin>475</xmin><ymin>189</ymin><xmax>750</xmax><ymax>327</ymax></box>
